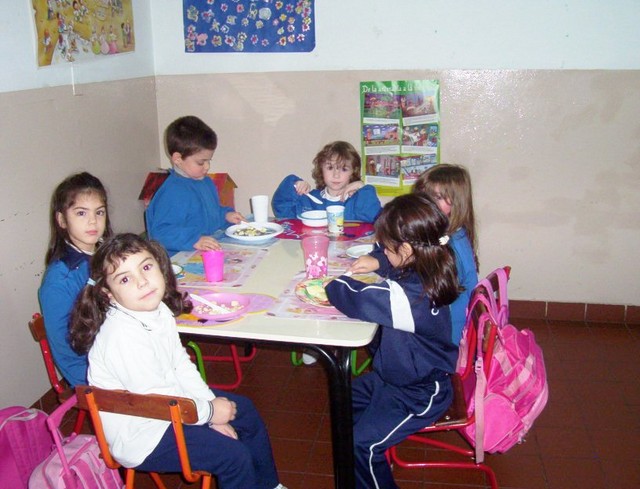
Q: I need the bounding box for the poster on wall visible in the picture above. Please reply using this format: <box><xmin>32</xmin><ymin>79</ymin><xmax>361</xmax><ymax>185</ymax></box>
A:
<box><xmin>31</xmin><ymin>0</ymin><xmax>135</xmax><ymax>67</ymax></box>
<box><xmin>360</xmin><ymin>80</ymin><xmax>440</xmax><ymax>196</ymax></box>
<box><xmin>182</xmin><ymin>0</ymin><xmax>315</xmax><ymax>53</ymax></box>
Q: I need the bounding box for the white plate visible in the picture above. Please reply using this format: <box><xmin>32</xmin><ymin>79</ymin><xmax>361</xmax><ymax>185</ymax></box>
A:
<box><xmin>171</xmin><ymin>264</ymin><xmax>183</xmax><ymax>276</ymax></box>
<box><xmin>346</xmin><ymin>244</ymin><xmax>374</xmax><ymax>259</ymax></box>
<box><xmin>225</xmin><ymin>222</ymin><xmax>284</xmax><ymax>242</ymax></box>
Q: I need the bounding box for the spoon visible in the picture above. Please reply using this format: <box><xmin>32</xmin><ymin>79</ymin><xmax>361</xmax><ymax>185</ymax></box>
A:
<box><xmin>189</xmin><ymin>293</ymin><xmax>231</xmax><ymax>315</ymax></box>
<box><xmin>304</xmin><ymin>192</ymin><xmax>323</xmax><ymax>205</ymax></box>
<box><xmin>294</xmin><ymin>184</ymin><xmax>323</xmax><ymax>205</ymax></box>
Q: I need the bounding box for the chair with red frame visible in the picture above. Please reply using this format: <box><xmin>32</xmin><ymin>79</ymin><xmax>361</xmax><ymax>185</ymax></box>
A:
<box><xmin>75</xmin><ymin>386</ymin><xmax>213</xmax><ymax>489</ymax></box>
<box><xmin>28</xmin><ymin>313</ymin><xmax>86</xmax><ymax>434</ymax></box>
<box><xmin>185</xmin><ymin>339</ymin><xmax>257</xmax><ymax>390</ymax></box>
<box><xmin>386</xmin><ymin>268</ymin><xmax>511</xmax><ymax>489</ymax></box>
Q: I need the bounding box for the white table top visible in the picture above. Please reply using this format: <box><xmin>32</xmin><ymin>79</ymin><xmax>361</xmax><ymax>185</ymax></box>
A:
<box><xmin>176</xmin><ymin>239</ymin><xmax>378</xmax><ymax>347</ymax></box>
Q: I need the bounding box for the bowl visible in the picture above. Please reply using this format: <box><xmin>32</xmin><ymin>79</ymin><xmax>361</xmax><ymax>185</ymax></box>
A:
<box><xmin>299</xmin><ymin>210</ymin><xmax>328</xmax><ymax>227</ymax></box>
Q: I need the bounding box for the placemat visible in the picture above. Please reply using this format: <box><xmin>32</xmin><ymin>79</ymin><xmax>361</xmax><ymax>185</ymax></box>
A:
<box><xmin>171</xmin><ymin>245</ymin><xmax>269</xmax><ymax>288</ymax></box>
<box><xmin>275</xmin><ymin>219</ymin><xmax>375</xmax><ymax>241</ymax></box>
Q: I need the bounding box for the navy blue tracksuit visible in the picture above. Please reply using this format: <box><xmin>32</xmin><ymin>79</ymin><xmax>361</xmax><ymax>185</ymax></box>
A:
<box><xmin>326</xmin><ymin>265</ymin><xmax>457</xmax><ymax>489</ymax></box>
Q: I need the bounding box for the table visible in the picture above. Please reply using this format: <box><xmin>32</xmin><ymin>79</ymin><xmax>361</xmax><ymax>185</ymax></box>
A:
<box><xmin>176</xmin><ymin>239</ymin><xmax>378</xmax><ymax>489</ymax></box>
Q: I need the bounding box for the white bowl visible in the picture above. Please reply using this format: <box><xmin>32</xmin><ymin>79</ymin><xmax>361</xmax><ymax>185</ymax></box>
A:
<box><xmin>299</xmin><ymin>210</ymin><xmax>328</xmax><ymax>227</ymax></box>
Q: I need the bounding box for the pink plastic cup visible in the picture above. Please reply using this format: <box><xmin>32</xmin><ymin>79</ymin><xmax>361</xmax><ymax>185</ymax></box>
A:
<box><xmin>202</xmin><ymin>250</ymin><xmax>224</xmax><ymax>282</ymax></box>
<box><xmin>301</xmin><ymin>235</ymin><xmax>330</xmax><ymax>279</ymax></box>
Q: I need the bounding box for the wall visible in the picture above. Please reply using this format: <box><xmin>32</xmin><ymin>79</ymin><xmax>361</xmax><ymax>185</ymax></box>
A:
<box><xmin>155</xmin><ymin>69</ymin><xmax>640</xmax><ymax>307</ymax></box>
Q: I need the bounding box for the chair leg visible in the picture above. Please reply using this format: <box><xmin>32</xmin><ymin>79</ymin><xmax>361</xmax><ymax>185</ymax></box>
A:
<box><xmin>149</xmin><ymin>472</ymin><xmax>168</xmax><ymax>489</ymax></box>
<box><xmin>290</xmin><ymin>351</ymin><xmax>304</xmax><ymax>366</ymax></box>
<box><xmin>350</xmin><ymin>349</ymin><xmax>371</xmax><ymax>376</ymax></box>
<box><xmin>203</xmin><ymin>344</ymin><xmax>257</xmax><ymax>390</ymax></box>
<box><xmin>72</xmin><ymin>409</ymin><xmax>86</xmax><ymax>434</ymax></box>
<box><xmin>186</xmin><ymin>341</ymin><xmax>207</xmax><ymax>382</ymax></box>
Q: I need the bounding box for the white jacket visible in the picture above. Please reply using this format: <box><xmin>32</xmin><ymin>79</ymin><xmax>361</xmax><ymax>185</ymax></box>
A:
<box><xmin>87</xmin><ymin>301</ymin><xmax>214</xmax><ymax>467</ymax></box>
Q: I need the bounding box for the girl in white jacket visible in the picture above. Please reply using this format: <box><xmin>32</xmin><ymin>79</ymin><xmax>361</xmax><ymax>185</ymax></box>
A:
<box><xmin>70</xmin><ymin>233</ymin><xmax>286</xmax><ymax>489</ymax></box>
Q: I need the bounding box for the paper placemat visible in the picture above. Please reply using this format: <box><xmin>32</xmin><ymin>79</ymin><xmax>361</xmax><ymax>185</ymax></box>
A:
<box><xmin>172</xmin><ymin>246</ymin><xmax>269</xmax><ymax>288</ymax></box>
<box><xmin>275</xmin><ymin>219</ymin><xmax>375</xmax><ymax>241</ymax></box>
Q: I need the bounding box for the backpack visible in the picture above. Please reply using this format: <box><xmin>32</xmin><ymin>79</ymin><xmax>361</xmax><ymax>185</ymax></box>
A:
<box><xmin>28</xmin><ymin>395</ymin><xmax>123</xmax><ymax>489</ymax></box>
<box><xmin>457</xmin><ymin>267</ymin><xmax>549</xmax><ymax>460</ymax></box>
<box><xmin>0</xmin><ymin>405</ymin><xmax>54</xmax><ymax>488</ymax></box>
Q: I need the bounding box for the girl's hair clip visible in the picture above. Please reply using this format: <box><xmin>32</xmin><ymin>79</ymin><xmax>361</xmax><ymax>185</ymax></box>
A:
<box><xmin>439</xmin><ymin>235</ymin><xmax>450</xmax><ymax>246</ymax></box>
<box><xmin>87</xmin><ymin>277</ymin><xmax>96</xmax><ymax>286</ymax></box>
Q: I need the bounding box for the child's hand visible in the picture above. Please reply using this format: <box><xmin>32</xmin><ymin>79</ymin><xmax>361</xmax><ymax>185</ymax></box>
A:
<box><xmin>211</xmin><ymin>396</ymin><xmax>237</xmax><ymax>424</ymax></box>
<box><xmin>194</xmin><ymin>236</ymin><xmax>221</xmax><ymax>251</ymax></box>
<box><xmin>349</xmin><ymin>255</ymin><xmax>379</xmax><ymax>275</ymax></box>
<box><xmin>210</xmin><ymin>423</ymin><xmax>238</xmax><ymax>440</ymax></box>
<box><xmin>225</xmin><ymin>211</ymin><xmax>244</xmax><ymax>224</ymax></box>
<box><xmin>339</xmin><ymin>181</ymin><xmax>364</xmax><ymax>201</ymax></box>
<box><xmin>294</xmin><ymin>180</ymin><xmax>312</xmax><ymax>195</ymax></box>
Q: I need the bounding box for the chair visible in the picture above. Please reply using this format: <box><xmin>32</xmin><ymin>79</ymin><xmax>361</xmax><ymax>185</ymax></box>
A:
<box><xmin>186</xmin><ymin>340</ymin><xmax>257</xmax><ymax>390</ymax></box>
<box><xmin>75</xmin><ymin>386</ymin><xmax>213</xmax><ymax>489</ymax></box>
<box><xmin>29</xmin><ymin>313</ymin><xmax>86</xmax><ymax>434</ymax></box>
<box><xmin>386</xmin><ymin>271</ymin><xmax>508</xmax><ymax>489</ymax></box>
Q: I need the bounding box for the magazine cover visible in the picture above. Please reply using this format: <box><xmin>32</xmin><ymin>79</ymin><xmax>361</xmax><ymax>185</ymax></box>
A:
<box><xmin>360</xmin><ymin>80</ymin><xmax>440</xmax><ymax>196</ymax></box>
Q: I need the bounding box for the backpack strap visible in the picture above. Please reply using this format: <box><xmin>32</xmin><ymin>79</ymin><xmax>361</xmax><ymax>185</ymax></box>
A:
<box><xmin>45</xmin><ymin>395</ymin><xmax>79</xmax><ymax>487</ymax></box>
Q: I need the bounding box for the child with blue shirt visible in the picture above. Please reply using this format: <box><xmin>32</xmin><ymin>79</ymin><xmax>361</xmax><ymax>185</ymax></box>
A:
<box><xmin>146</xmin><ymin>116</ymin><xmax>244</xmax><ymax>256</ymax></box>
<box><xmin>326</xmin><ymin>193</ymin><xmax>460</xmax><ymax>489</ymax></box>
<box><xmin>412</xmin><ymin>164</ymin><xmax>478</xmax><ymax>345</ymax></box>
<box><xmin>272</xmin><ymin>141</ymin><xmax>381</xmax><ymax>222</ymax></box>
<box><xmin>39</xmin><ymin>172</ymin><xmax>113</xmax><ymax>387</ymax></box>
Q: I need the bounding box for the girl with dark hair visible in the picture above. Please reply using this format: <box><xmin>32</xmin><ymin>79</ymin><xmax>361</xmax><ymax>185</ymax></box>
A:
<box><xmin>69</xmin><ymin>233</ymin><xmax>286</xmax><ymax>489</ymax></box>
<box><xmin>325</xmin><ymin>193</ymin><xmax>460</xmax><ymax>489</ymax></box>
<box><xmin>38</xmin><ymin>171</ymin><xmax>113</xmax><ymax>387</ymax></box>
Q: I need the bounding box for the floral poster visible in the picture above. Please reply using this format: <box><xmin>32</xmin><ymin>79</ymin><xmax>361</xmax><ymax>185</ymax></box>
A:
<box><xmin>183</xmin><ymin>0</ymin><xmax>315</xmax><ymax>53</ymax></box>
<box><xmin>360</xmin><ymin>80</ymin><xmax>440</xmax><ymax>196</ymax></box>
<box><xmin>31</xmin><ymin>0</ymin><xmax>135</xmax><ymax>67</ymax></box>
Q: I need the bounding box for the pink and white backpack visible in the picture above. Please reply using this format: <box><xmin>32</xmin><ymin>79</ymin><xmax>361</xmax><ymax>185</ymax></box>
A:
<box><xmin>457</xmin><ymin>267</ymin><xmax>549</xmax><ymax>460</ymax></box>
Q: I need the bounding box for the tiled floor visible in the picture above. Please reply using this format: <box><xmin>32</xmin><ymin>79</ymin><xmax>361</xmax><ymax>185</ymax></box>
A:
<box><xmin>39</xmin><ymin>317</ymin><xmax>640</xmax><ymax>489</ymax></box>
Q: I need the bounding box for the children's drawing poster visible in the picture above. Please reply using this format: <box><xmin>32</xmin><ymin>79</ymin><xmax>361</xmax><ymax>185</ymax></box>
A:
<box><xmin>31</xmin><ymin>0</ymin><xmax>135</xmax><ymax>67</ymax></box>
<box><xmin>360</xmin><ymin>80</ymin><xmax>440</xmax><ymax>196</ymax></box>
<box><xmin>182</xmin><ymin>0</ymin><xmax>315</xmax><ymax>53</ymax></box>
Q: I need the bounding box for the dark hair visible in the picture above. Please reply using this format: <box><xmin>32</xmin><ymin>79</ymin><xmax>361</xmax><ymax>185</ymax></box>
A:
<box><xmin>69</xmin><ymin>233</ymin><xmax>192</xmax><ymax>354</ymax></box>
<box><xmin>45</xmin><ymin>172</ymin><xmax>113</xmax><ymax>265</ymax></box>
<box><xmin>165</xmin><ymin>115</ymin><xmax>218</xmax><ymax>159</ymax></box>
<box><xmin>375</xmin><ymin>193</ymin><xmax>461</xmax><ymax>307</ymax></box>
<box><xmin>412</xmin><ymin>163</ymin><xmax>478</xmax><ymax>266</ymax></box>
<box><xmin>311</xmin><ymin>141</ymin><xmax>362</xmax><ymax>189</ymax></box>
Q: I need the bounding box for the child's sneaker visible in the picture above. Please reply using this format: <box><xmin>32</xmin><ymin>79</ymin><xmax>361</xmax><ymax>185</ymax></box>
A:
<box><xmin>302</xmin><ymin>352</ymin><xmax>317</xmax><ymax>365</ymax></box>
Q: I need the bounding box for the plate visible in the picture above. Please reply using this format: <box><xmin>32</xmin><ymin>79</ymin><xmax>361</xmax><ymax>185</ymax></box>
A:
<box><xmin>225</xmin><ymin>222</ymin><xmax>284</xmax><ymax>242</ymax></box>
<box><xmin>190</xmin><ymin>292</ymin><xmax>250</xmax><ymax>321</ymax></box>
<box><xmin>171</xmin><ymin>264</ymin><xmax>183</xmax><ymax>276</ymax></box>
<box><xmin>295</xmin><ymin>277</ymin><xmax>334</xmax><ymax>307</ymax></box>
<box><xmin>346</xmin><ymin>244</ymin><xmax>374</xmax><ymax>259</ymax></box>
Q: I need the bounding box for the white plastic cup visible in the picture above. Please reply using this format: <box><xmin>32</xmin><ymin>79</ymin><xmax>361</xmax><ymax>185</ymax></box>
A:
<box><xmin>251</xmin><ymin>195</ymin><xmax>269</xmax><ymax>223</ymax></box>
<box><xmin>326</xmin><ymin>205</ymin><xmax>345</xmax><ymax>234</ymax></box>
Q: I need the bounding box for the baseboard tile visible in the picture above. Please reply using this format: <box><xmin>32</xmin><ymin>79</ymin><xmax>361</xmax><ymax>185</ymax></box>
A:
<box><xmin>511</xmin><ymin>300</ymin><xmax>637</xmax><ymax>324</ymax></box>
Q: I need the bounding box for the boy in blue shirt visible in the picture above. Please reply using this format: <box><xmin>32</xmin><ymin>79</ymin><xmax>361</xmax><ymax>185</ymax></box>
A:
<box><xmin>146</xmin><ymin>116</ymin><xmax>244</xmax><ymax>255</ymax></box>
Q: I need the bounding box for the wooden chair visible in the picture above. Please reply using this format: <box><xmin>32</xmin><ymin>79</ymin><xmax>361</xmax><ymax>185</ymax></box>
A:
<box><xmin>75</xmin><ymin>386</ymin><xmax>213</xmax><ymax>489</ymax></box>
<box><xmin>29</xmin><ymin>313</ymin><xmax>86</xmax><ymax>434</ymax></box>
<box><xmin>386</xmin><ymin>271</ymin><xmax>509</xmax><ymax>489</ymax></box>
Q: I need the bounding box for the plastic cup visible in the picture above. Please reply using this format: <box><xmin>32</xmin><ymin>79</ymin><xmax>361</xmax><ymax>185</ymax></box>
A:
<box><xmin>301</xmin><ymin>235</ymin><xmax>330</xmax><ymax>279</ymax></box>
<box><xmin>202</xmin><ymin>250</ymin><xmax>224</xmax><ymax>282</ymax></box>
<box><xmin>326</xmin><ymin>205</ymin><xmax>345</xmax><ymax>234</ymax></box>
<box><xmin>251</xmin><ymin>195</ymin><xmax>269</xmax><ymax>223</ymax></box>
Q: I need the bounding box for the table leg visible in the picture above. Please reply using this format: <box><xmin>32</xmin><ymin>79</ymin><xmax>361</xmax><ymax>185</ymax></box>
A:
<box><xmin>308</xmin><ymin>345</ymin><xmax>355</xmax><ymax>489</ymax></box>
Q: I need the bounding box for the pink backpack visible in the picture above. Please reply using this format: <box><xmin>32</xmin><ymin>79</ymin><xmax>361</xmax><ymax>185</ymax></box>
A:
<box><xmin>0</xmin><ymin>405</ymin><xmax>54</xmax><ymax>488</ymax></box>
<box><xmin>457</xmin><ymin>267</ymin><xmax>549</xmax><ymax>460</ymax></box>
<box><xmin>28</xmin><ymin>395</ymin><xmax>123</xmax><ymax>489</ymax></box>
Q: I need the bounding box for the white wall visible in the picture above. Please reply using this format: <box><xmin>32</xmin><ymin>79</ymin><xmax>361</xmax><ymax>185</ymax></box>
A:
<box><xmin>4</xmin><ymin>1</ymin><xmax>639</xmax><ymax>95</ymax></box>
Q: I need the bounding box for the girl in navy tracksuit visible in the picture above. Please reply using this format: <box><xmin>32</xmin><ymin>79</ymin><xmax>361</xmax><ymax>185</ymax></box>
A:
<box><xmin>325</xmin><ymin>193</ymin><xmax>461</xmax><ymax>489</ymax></box>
